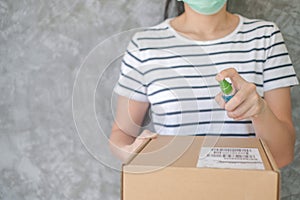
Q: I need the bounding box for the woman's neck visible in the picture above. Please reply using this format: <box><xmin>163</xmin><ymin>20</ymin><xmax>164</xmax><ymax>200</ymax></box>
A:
<box><xmin>170</xmin><ymin>4</ymin><xmax>239</xmax><ymax>41</ymax></box>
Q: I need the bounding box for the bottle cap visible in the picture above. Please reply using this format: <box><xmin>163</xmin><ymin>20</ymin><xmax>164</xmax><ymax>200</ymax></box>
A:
<box><xmin>219</xmin><ymin>79</ymin><xmax>233</xmax><ymax>95</ymax></box>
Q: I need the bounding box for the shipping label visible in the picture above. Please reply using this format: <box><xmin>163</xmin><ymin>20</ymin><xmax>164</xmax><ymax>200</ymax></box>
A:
<box><xmin>197</xmin><ymin>147</ymin><xmax>265</xmax><ymax>170</ymax></box>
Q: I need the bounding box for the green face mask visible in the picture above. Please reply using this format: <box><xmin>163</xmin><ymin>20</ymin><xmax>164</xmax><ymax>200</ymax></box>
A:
<box><xmin>178</xmin><ymin>0</ymin><xmax>227</xmax><ymax>15</ymax></box>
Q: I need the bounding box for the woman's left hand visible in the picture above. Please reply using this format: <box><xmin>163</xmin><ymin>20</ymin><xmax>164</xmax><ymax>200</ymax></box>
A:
<box><xmin>215</xmin><ymin>68</ymin><xmax>267</xmax><ymax>121</ymax></box>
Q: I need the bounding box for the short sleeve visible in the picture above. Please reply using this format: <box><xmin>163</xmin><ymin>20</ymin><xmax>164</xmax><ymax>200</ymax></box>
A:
<box><xmin>114</xmin><ymin>35</ymin><xmax>149</xmax><ymax>102</ymax></box>
<box><xmin>263</xmin><ymin>24</ymin><xmax>299</xmax><ymax>92</ymax></box>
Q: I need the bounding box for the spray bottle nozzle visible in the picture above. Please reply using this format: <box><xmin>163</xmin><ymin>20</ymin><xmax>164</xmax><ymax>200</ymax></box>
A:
<box><xmin>219</xmin><ymin>79</ymin><xmax>233</xmax><ymax>95</ymax></box>
<box><xmin>219</xmin><ymin>79</ymin><xmax>235</xmax><ymax>102</ymax></box>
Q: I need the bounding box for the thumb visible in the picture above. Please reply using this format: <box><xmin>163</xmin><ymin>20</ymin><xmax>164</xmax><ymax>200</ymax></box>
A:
<box><xmin>215</xmin><ymin>92</ymin><xmax>226</xmax><ymax>108</ymax></box>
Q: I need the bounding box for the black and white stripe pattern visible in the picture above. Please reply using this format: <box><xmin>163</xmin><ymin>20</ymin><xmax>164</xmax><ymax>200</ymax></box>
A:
<box><xmin>114</xmin><ymin>15</ymin><xmax>298</xmax><ymax>136</ymax></box>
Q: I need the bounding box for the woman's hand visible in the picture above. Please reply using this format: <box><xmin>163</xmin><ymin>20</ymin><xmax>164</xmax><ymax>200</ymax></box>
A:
<box><xmin>215</xmin><ymin>68</ymin><xmax>266</xmax><ymax>121</ymax></box>
<box><xmin>115</xmin><ymin>130</ymin><xmax>158</xmax><ymax>163</ymax></box>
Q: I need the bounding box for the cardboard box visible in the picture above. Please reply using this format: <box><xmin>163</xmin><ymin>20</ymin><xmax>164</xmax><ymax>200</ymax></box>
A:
<box><xmin>122</xmin><ymin>135</ymin><xmax>280</xmax><ymax>200</ymax></box>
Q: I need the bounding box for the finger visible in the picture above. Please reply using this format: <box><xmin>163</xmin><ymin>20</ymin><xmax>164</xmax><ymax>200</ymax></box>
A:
<box><xmin>225</xmin><ymin>83</ymin><xmax>255</xmax><ymax>111</ymax></box>
<box><xmin>130</xmin><ymin>131</ymin><xmax>158</xmax><ymax>153</ymax></box>
<box><xmin>226</xmin><ymin>86</ymin><xmax>262</xmax><ymax>120</ymax></box>
<box><xmin>227</xmin><ymin>97</ymin><xmax>253</xmax><ymax>120</ymax></box>
<box><xmin>129</xmin><ymin>139</ymin><xmax>145</xmax><ymax>153</ymax></box>
<box><xmin>231</xmin><ymin>101</ymin><xmax>259</xmax><ymax>121</ymax></box>
<box><xmin>216</xmin><ymin>68</ymin><xmax>247</xmax><ymax>90</ymax></box>
<box><xmin>215</xmin><ymin>92</ymin><xmax>226</xmax><ymax>108</ymax></box>
<box><xmin>137</xmin><ymin>130</ymin><xmax>158</xmax><ymax>139</ymax></box>
<box><xmin>234</xmin><ymin>94</ymin><xmax>265</xmax><ymax>120</ymax></box>
<box><xmin>217</xmin><ymin>68</ymin><xmax>241</xmax><ymax>82</ymax></box>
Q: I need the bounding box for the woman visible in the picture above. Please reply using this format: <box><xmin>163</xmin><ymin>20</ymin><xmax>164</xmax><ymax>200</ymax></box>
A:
<box><xmin>109</xmin><ymin>0</ymin><xmax>298</xmax><ymax>168</ymax></box>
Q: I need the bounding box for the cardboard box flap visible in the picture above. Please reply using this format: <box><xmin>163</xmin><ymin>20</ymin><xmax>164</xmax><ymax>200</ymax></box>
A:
<box><xmin>259</xmin><ymin>139</ymin><xmax>279</xmax><ymax>171</ymax></box>
<box><xmin>127</xmin><ymin>135</ymin><xmax>273</xmax><ymax>170</ymax></box>
<box><xmin>123</xmin><ymin>136</ymin><xmax>280</xmax><ymax>200</ymax></box>
<box><xmin>128</xmin><ymin>135</ymin><xmax>199</xmax><ymax>168</ymax></box>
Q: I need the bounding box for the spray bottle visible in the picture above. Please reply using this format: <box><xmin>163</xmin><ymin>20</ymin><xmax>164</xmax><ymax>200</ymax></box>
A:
<box><xmin>219</xmin><ymin>79</ymin><xmax>235</xmax><ymax>103</ymax></box>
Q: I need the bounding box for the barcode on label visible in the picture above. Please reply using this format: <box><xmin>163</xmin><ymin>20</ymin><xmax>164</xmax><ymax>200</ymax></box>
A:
<box><xmin>206</xmin><ymin>148</ymin><xmax>259</xmax><ymax>161</ymax></box>
<box><xmin>197</xmin><ymin>147</ymin><xmax>265</xmax><ymax>170</ymax></box>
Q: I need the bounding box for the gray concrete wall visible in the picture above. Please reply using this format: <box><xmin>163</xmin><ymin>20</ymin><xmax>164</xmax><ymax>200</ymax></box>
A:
<box><xmin>0</xmin><ymin>0</ymin><xmax>299</xmax><ymax>199</ymax></box>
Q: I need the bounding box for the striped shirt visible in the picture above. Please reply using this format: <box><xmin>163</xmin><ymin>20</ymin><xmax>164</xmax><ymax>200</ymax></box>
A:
<box><xmin>114</xmin><ymin>15</ymin><xmax>299</xmax><ymax>137</ymax></box>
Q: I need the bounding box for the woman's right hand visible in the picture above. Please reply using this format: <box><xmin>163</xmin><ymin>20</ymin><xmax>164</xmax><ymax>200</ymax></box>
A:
<box><xmin>109</xmin><ymin>96</ymin><xmax>157</xmax><ymax>162</ymax></box>
<box><xmin>118</xmin><ymin>130</ymin><xmax>158</xmax><ymax>163</ymax></box>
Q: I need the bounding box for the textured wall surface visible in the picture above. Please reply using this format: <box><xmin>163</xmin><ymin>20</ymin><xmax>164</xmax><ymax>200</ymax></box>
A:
<box><xmin>0</xmin><ymin>0</ymin><xmax>299</xmax><ymax>200</ymax></box>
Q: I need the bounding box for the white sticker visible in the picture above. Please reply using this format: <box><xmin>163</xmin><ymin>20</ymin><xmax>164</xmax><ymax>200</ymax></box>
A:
<box><xmin>197</xmin><ymin>147</ymin><xmax>265</xmax><ymax>170</ymax></box>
